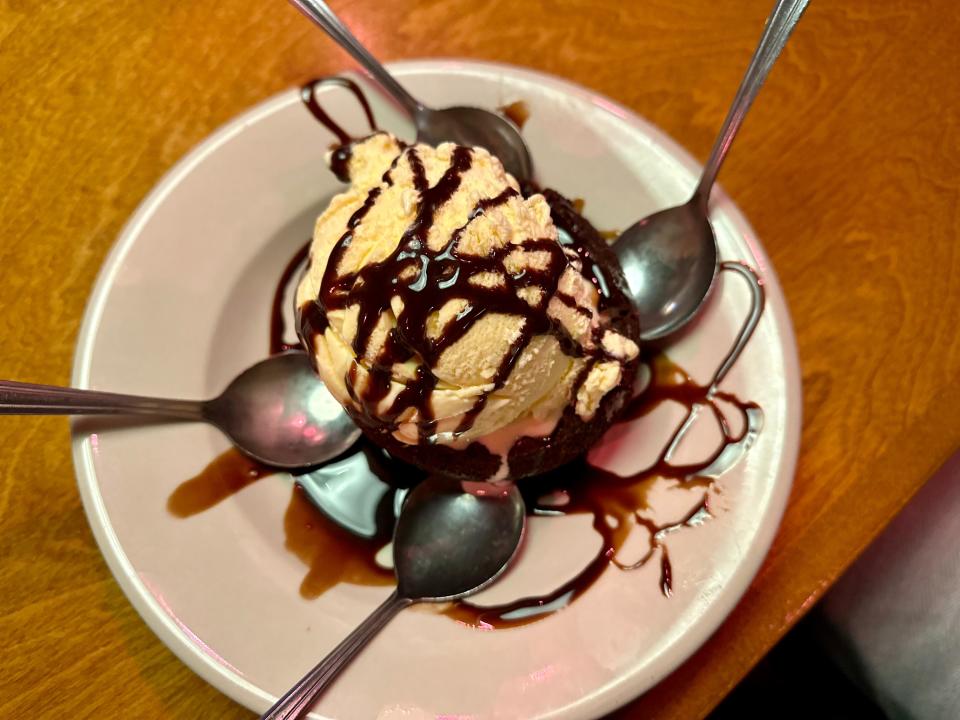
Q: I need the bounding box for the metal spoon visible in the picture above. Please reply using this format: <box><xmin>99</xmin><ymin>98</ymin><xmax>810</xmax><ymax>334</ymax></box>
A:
<box><xmin>615</xmin><ymin>0</ymin><xmax>808</xmax><ymax>341</ymax></box>
<box><xmin>0</xmin><ymin>351</ymin><xmax>359</xmax><ymax>469</ymax></box>
<box><xmin>261</xmin><ymin>476</ymin><xmax>526</xmax><ymax>720</ymax></box>
<box><xmin>288</xmin><ymin>0</ymin><xmax>534</xmax><ymax>182</ymax></box>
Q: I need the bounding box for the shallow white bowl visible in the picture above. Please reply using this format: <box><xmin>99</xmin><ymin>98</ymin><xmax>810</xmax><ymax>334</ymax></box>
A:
<box><xmin>72</xmin><ymin>60</ymin><xmax>801</xmax><ymax>719</ymax></box>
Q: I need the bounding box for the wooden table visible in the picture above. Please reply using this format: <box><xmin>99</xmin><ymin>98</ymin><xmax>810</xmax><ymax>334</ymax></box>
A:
<box><xmin>2</xmin><ymin>1</ymin><xmax>957</xmax><ymax>717</ymax></box>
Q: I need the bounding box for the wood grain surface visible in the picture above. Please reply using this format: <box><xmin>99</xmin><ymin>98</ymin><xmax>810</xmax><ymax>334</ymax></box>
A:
<box><xmin>2</xmin><ymin>1</ymin><xmax>958</xmax><ymax>718</ymax></box>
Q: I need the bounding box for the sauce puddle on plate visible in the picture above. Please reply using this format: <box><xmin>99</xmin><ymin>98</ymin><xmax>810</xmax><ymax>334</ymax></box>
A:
<box><xmin>169</xmin><ymin>351</ymin><xmax>760</xmax><ymax>628</ymax></box>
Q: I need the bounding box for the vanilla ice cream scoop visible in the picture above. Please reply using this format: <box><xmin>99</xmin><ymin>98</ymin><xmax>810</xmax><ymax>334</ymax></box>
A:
<box><xmin>297</xmin><ymin>133</ymin><xmax>639</xmax><ymax>481</ymax></box>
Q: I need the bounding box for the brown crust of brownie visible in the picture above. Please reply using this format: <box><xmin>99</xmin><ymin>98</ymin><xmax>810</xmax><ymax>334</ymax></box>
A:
<box><xmin>350</xmin><ymin>421</ymin><xmax>502</xmax><ymax>482</ymax></box>
<box><xmin>507</xmin><ymin>188</ymin><xmax>640</xmax><ymax>480</ymax></box>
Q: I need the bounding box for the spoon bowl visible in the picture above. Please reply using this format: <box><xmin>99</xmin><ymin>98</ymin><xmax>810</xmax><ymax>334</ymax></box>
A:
<box><xmin>615</xmin><ymin>199</ymin><xmax>718</xmax><ymax>341</ymax></box>
<box><xmin>394</xmin><ymin>478</ymin><xmax>525</xmax><ymax>600</ymax></box>
<box><xmin>203</xmin><ymin>351</ymin><xmax>359</xmax><ymax>469</ymax></box>
<box><xmin>416</xmin><ymin>105</ymin><xmax>532</xmax><ymax>182</ymax></box>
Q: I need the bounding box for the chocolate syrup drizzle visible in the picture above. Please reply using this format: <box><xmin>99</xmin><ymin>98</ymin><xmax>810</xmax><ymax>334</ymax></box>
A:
<box><xmin>301</xmin><ymin>136</ymin><xmax>623</xmax><ymax>448</ymax></box>
<box><xmin>448</xmin><ymin>340</ymin><xmax>765</xmax><ymax>628</ymax></box>
<box><xmin>316</xmin><ymin>163</ymin><xmax>568</xmax><ymax>440</ymax></box>
<box><xmin>498</xmin><ymin>101</ymin><xmax>530</xmax><ymax>130</ymax></box>
<box><xmin>301</xmin><ymin>77</ymin><xmax>377</xmax><ymax>182</ymax></box>
<box><xmin>269</xmin><ymin>240</ymin><xmax>311</xmax><ymax>355</ymax></box>
<box><xmin>168</xmin><ymin>79</ymin><xmax>768</xmax><ymax>629</ymax></box>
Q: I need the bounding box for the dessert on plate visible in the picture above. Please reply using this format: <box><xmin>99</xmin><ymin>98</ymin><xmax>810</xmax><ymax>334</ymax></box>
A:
<box><xmin>296</xmin><ymin>132</ymin><xmax>641</xmax><ymax>481</ymax></box>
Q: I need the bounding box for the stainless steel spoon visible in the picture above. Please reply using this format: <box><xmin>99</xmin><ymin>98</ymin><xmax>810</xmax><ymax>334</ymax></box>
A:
<box><xmin>615</xmin><ymin>0</ymin><xmax>808</xmax><ymax>341</ymax></box>
<box><xmin>288</xmin><ymin>0</ymin><xmax>534</xmax><ymax>182</ymax></box>
<box><xmin>261</xmin><ymin>476</ymin><xmax>525</xmax><ymax>720</ymax></box>
<box><xmin>0</xmin><ymin>351</ymin><xmax>359</xmax><ymax>469</ymax></box>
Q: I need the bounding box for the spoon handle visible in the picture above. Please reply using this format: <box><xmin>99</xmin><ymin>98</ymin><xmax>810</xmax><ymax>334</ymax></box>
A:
<box><xmin>693</xmin><ymin>0</ymin><xmax>809</xmax><ymax>209</ymax></box>
<box><xmin>0</xmin><ymin>380</ymin><xmax>204</xmax><ymax>420</ymax></box>
<box><xmin>289</xmin><ymin>0</ymin><xmax>425</xmax><ymax>118</ymax></box>
<box><xmin>260</xmin><ymin>591</ymin><xmax>413</xmax><ymax>720</ymax></box>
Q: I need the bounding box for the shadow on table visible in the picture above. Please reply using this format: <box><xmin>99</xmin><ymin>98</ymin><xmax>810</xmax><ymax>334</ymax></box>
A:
<box><xmin>707</xmin><ymin>610</ymin><xmax>889</xmax><ymax>720</ymax></box>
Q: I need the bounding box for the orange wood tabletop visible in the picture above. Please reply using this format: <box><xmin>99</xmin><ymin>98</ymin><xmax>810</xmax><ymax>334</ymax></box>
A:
<box><xmin>2</xmin><ymin>1</ymin><xmax>958</xmax><ymax>717</ymax></box>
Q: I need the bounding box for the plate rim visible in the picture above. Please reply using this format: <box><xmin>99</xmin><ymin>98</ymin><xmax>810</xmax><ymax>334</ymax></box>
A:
<box><xmin>71</xmin><ymin>58</ymin><xmax>801</xmax><ymax>718</ymax></box>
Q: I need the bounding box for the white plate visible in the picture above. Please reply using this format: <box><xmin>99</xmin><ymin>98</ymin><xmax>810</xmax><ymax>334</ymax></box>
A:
<box><xmin>72</xmin><ymin>60</ymin><xmax>800</xmax><ymax>719</ymax></box>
